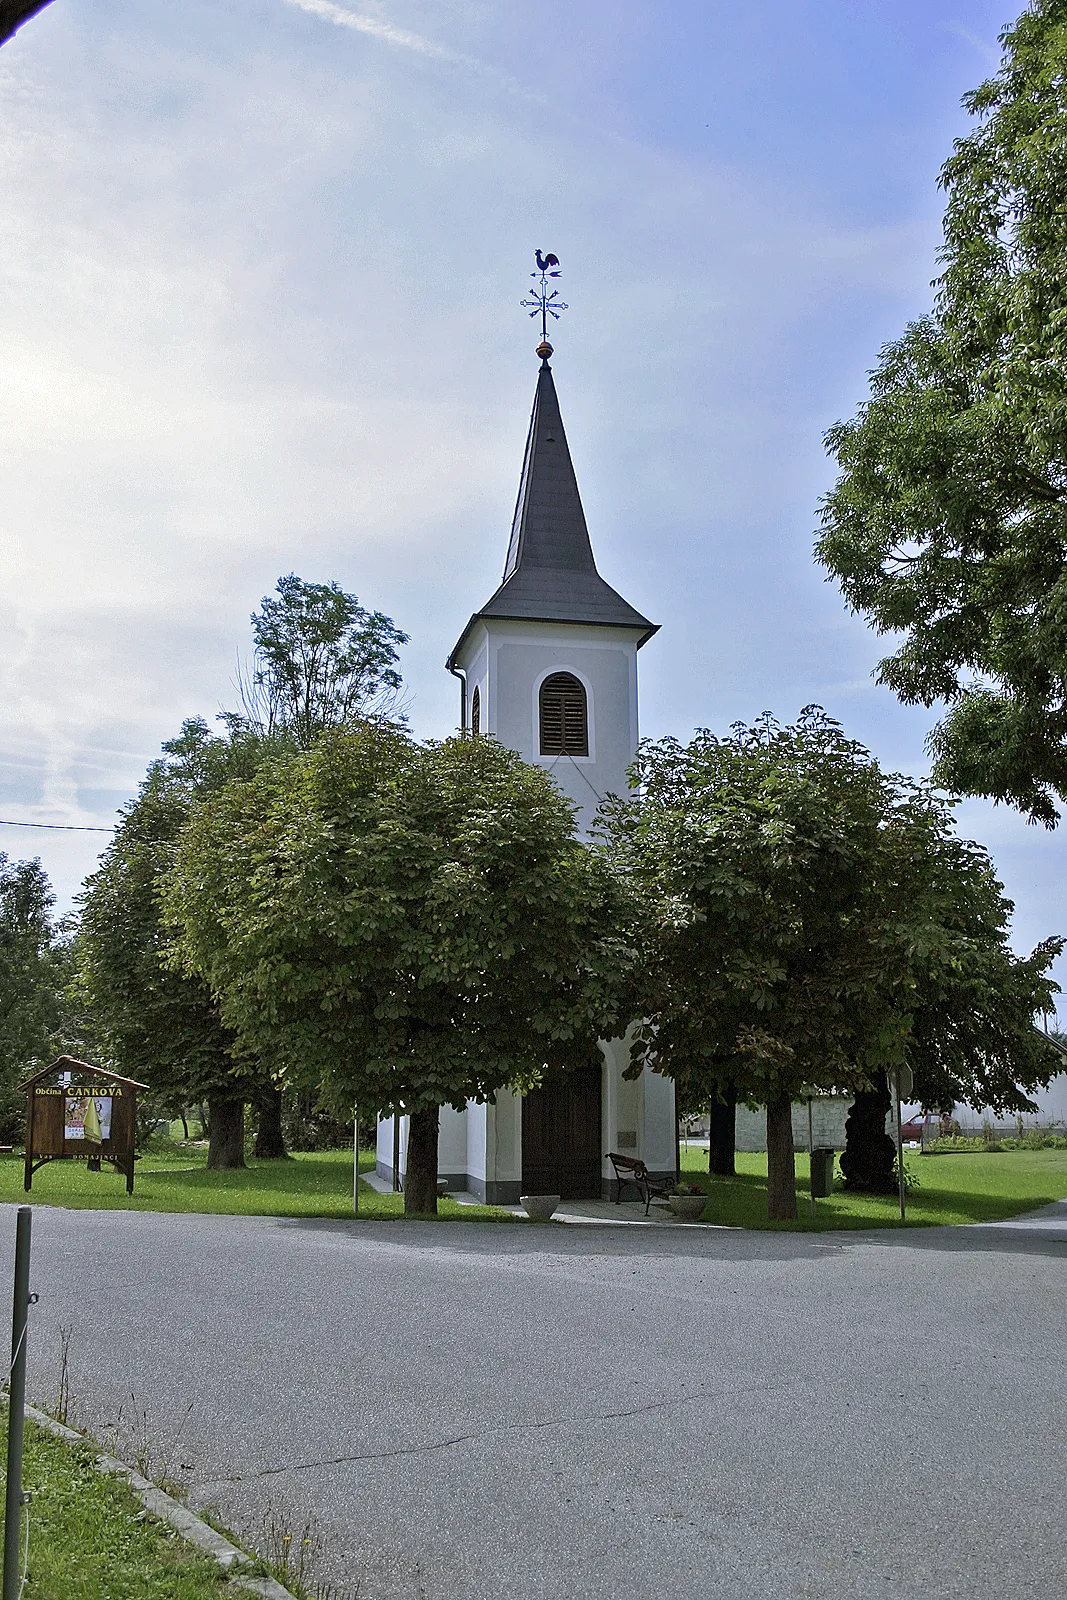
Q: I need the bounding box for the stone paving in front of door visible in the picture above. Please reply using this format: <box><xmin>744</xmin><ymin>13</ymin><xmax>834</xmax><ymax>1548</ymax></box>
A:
<box><xmin>362</xmin><ymin>1169</ymin><xmax>727</xmax><ymax>1226</ymax></box>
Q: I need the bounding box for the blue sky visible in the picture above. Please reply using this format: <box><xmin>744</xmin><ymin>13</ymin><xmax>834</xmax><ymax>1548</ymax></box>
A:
<box><xmin>2</xmin><ymin>0</ymin><xmax>1062</xmax><ymax>1009</ymax></box>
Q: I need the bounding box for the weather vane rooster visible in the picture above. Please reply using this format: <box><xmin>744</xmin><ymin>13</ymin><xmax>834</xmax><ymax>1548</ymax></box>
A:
<box><xmin>521</xmin><ymin>250</ymin><xmax>567</xmax><ymax>357</ymax></box>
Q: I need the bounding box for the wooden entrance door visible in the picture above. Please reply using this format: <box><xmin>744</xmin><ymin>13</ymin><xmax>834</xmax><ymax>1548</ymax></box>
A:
<box><xmin>521</xmin><ymin>1062</ymin><xmax>602</xmax><ymax>1199</ymax></box>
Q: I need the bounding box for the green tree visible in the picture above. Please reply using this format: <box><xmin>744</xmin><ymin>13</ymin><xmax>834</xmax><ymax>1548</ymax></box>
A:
<box><xmin>77</xmin><ymin>577</ymin><xmax>409</xmax><ymax>1165</ymax></box>
<box><xmin>235</xmin><ymin>574</ymin><xmax>408</xmax><ymax>746</ymax></box>
<box><xmin>0</xmin><ymin>853</ymin><xmax>66</xmax><ymax>1139</ymax></box>
<box><xmin>600</xmin><ymin>709</ymin><xmax>1061</xmax><ymax>1219</ymax></box>
<box><xmin>817</xmin><ymin>3</ymin><xmax>1067</xmax><ymax>824</ymax></box>
<box><xmin>839</xmin><ymin>812</ymin><xmax>1061</xmax><ymax>1192</ymax></box>
<box><xmin>163</xmin><ymin>727</ymin><xmax>631</xmax><ymax>1213</ymax></box>
<box><xmin>75</xmin><ymin>719</ymin><xmax>271</xmax><ymax>1168</ymax></box>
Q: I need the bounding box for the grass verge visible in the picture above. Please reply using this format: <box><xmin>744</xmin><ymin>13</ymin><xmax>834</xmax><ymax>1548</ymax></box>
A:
<box><xmin>2</xmin><ymin>1144</ymin><xmax>517</xmax><ymax>1223</ymax></box>
<box><xmin>678</xmin><ymin>1145</ymin><xmax>1067</xmax><ymax>1229</ymax></box>
<box><xmin>15</xmin><ymin>1412</ymin><xmax>232</xmax><ymax>1600</ymax></box>
<box><xmin>5</xmin><ymin>1139</ymin><xmax>1064</xmax><ymax>1232</ymax></box>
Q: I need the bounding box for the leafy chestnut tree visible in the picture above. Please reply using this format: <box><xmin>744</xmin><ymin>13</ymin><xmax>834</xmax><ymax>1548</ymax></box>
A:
<box><xmin>75</xmin><ymin>719</ymin><xmax>272</xmax><ymax>1169</ymax></box>
<box><xmin>600</xmin><ymin>709</ymin><xmax>1061</xmax><ymax>1219</ymax></box>
<box><xmin>0</xmin><ymin>853</ymin><xmax>69</xmax><ymax>1139</ymax></box>
<box><xmin>77</xmin><ymin>575</ymin><xmax>409</xmax><ymax>1167</ymax></box>
<box><xmin>163</xmin><ymin>726</ymin><xmax>632</xmax><ymax>1213</ymax></box>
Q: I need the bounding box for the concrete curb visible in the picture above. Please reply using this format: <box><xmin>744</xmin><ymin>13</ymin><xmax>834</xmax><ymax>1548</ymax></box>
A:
<box><xmin>25</xmin><ymin>1403</ymin><xmax>297</xmax><ymax>1600</ymax></box>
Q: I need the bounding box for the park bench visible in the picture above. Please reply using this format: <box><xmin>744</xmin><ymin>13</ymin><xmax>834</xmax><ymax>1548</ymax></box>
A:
<box><xmin>608</xmin><ymin>1151</ymin><xmax>670</xmax><ymax>1216</ymax></box>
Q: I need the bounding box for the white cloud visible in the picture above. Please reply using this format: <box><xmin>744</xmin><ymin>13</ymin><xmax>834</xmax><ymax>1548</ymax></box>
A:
<box><xmin>280</xmin><ymin>0</ymin><xmax>534</xmax><ymax>100</ymax></box>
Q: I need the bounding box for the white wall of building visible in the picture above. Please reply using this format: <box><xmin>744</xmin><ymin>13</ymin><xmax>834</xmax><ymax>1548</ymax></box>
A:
<box><xmin>903</xmin><ymin>1073</ymin><xmax>1067</xmax><ymax>1133</ymax></box>
<box><xmin>455</xmin><ymin>618</ymin><xmax>640</xmax><ymax>836</ymax></box>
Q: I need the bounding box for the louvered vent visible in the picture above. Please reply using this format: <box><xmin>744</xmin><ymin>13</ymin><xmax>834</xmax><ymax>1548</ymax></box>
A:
<box><xmin>471</xmin><ymin>684</ymin><xmax>481</xmax><ymax>735</ymax></box>
<box><xmin>539</xmin><ymin>672</ymin><xmax>588</xmax><ymax>756</ymax></box>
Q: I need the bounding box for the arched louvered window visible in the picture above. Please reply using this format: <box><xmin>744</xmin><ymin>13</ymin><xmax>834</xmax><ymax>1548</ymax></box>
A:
<box><xmin>470</xmin><ymin>684</ymin><xmax>481</xmax><ymax>735</ymax></box>
<box><xmin>539</xmin><ymin>672</ymin><xmax>588</xmax><ymax>757</ymax></box>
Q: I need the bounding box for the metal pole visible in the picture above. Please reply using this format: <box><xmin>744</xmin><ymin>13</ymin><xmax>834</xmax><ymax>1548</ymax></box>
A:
<box><xmin>352</xmin><ymin>1107</ymin><xmax>359</xmax><ymax>1217</ymax></box>
<box><xmin>893</xmin><ymin>1069</ymin><xmax>906</xmax><ymax>1223</ymax></box>
<box><xmin>3</xmin><ymin>1207</ymin><xmax>32</xmax><ymax>1600</ymax></box>
<box><xmin>807</xmin><ymin>1097</ymin><xmax>815</xmax><ymax>1219</ymax></box>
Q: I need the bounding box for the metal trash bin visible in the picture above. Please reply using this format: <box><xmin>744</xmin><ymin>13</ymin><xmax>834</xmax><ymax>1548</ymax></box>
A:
<box><xmin>810</xmin><ymin>1147</ymin><xmax>835</xmax><ymax>1198</ymax></box>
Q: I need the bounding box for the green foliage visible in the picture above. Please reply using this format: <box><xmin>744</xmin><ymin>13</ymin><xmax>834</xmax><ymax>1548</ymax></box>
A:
<box><xmin>0</xmin><ymin>853</ymin><xmax>71</xmax><ymax>1139</ymax></box>
<box><xmin>281</xmin><ymin>1091</ymin><xmax>354</xmax><ymax>1152</ymax></box>
<box><xmin>930</xmin><ymin>1130</ymin><xmax>1067</xmax><ymax>1151</ymax></box>
<box><xmin>163</xmin><ymin>726</ymin><xmax>632</xmax><ymax>1121</ymax></box>
<box><xmin>235</xmin><ymin>572</ymin><xmax>408</xmax><ymax>745</ymax></box>
<box><xmin>600</xmin><ymin>707</ymin><xmax>1062</xmax><ymax>1118</ymax></box>
<box><xmin>76</xmin><ymin>574</ymin><xmax>409</xmax><ymax>1146</ymax></box>
<box><xmin>817</xmin><ymin>3</ymin><xmax>1067</xmax><ymax>823</ymax></box>
<box><xmin>74</xmin><ymin>718</ymin><xmax>270</xmax><ymax>1109</ymax></box>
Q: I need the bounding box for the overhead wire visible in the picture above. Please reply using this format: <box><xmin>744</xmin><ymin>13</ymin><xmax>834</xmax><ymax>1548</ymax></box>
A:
<box><xmin>0</xmin><ymin>820</ymin><xmax>115</xmax><ymax>833</ymax></box>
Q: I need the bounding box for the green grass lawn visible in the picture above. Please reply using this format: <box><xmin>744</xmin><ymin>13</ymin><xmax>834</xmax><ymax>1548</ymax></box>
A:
<box><xmin>679</xmin><ymin>1142</ymin><xmax>1067</xmax><ymax>1229</ymax></box>
<box><xmin>6</xmin><ymin>1138</ymin><xmax>1065</xmax><ymax>1231</ymax></box>
<box><xmin>4</xmin><ymin>1143</ymin><xmax>517</xmax><ymax>1222</ymax></box>
<box><xmin>16</xmin><ymin>1415</ymin><xmax>231</xmax><ymax>1600</ymax></box>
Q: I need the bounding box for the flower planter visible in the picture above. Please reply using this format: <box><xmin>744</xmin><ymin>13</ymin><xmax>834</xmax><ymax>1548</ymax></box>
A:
<box><xmin>520</xmin><ymin>1194</ymin><xmax>561</xmax><ymax>1221</ymax></box>
<box><xmin>668</xmin><ymin>1192</ymin><xmax>707</xmax><ymax>1220</ymax></box>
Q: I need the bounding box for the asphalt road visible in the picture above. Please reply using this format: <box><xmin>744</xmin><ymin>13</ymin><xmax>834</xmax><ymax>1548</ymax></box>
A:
<box><xmin>12</xmin><ymin>1202</ymin><xmax>1067</xmax><ymax>1600</ymax></box>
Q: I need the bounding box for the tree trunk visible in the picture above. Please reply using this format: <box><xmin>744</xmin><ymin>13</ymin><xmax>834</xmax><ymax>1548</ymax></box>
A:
<box><xmin>179</xmin><ymin>1112</ymin><xmax>189</xmax><ymax>1142</ymax></box>
<box><xmin>206</xmin><ymin>1097</ymin><xmax>246</xmax><ymax>1170</ymax></box>
<box><xmin>840</xmin><ymin>1082</ymin><xmax>897</xmax><ymax>1192</ymax></box>
<box><xmin>404</xmin><ymin>1106</ymin><xmax>439</xmax><ymax>1215</ymax></box>
<box><xmin>708</xmin><ymin>1086</ymin><xmax>736</xmax><ymax>1176</ymax></box>
<box><xmin>254</xmin><ymin>1087</ymin><xmax>287</xmax><ymax>1159</ymax></box>
<box><xmin>766</xmin><ymin>1094</ymin><xmax>797</xmax><ymax>1220</ymax></box>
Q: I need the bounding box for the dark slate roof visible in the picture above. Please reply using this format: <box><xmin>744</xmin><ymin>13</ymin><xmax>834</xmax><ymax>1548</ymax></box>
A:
<box><xmin>448</xmin><ymin>360</ymin><xmax>658</xmax><ymax>665</ymax></box>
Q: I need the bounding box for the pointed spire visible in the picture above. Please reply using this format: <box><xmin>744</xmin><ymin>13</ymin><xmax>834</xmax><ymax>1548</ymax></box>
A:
<box><xmin>448</xmin><ymin>356</ymin><xmax>657</xmax><ymax>665</ymax></box>
<box><xmin>502</xmin><ymin>358</ymin><xmax>597</xmax><ymax>581</ymax></box>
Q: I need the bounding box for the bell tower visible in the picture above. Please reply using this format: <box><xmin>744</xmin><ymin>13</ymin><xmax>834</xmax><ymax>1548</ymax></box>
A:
<box><xmin>378</xmin><ymin>261</ymin><xmax>675</xmax><ymax>1205</ymax></box>
<box><xmin>447</xmin><ymin>331</ymin><xmax>657</xmax><ymax>834</ymax></box>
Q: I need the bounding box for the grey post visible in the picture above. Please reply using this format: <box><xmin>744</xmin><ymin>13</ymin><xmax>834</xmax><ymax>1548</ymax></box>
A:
<box><xmin>352</xmin><ymin>1106</ymin><xmax>359</xmax><ymax>1217</ymax></box>
<box><xmin>3</xmin><ymin>1206</ymin><xmax>32</xmax><ymax>1600</ymax></box>
<box><xmin>807</xmin><ymin>1098</ymin><xmax>815</xmax><ymax>1219</ymax></box>
<box><xmin>893</xmin><ymin>1069</ymin><xmax>906</xmax><ymax>1223</ymax></box>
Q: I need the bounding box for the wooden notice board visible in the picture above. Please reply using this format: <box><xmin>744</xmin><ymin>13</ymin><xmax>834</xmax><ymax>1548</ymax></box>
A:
<box><xmin>21</xmin><ymin>1057</ymin><xmax>147</xmax><ymax>1194</ymax></box>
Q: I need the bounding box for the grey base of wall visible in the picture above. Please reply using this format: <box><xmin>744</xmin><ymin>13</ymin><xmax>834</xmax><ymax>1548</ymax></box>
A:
<box><xmin>376</xmin><ymin>1165</ymin><xmax>676</xmax><ymax>1205</ymax></box>
<box><xmin>374</xmin><ymin>1162</ymin><xmax>481</xmax><ymax>1194</ymax></box>
<box><xmin>464</xmin><ymin>1177</ymin><xmax>523</xmax><ymax>1204</ymax></box>
<box><xmin>25</xmin><ymin>1403</ymin><xmax>296</xmax><ymax>1600</ymax></box>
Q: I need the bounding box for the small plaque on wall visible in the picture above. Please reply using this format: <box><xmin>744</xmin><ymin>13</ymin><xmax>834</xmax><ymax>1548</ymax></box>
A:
<box><xmin>617</xmin><ymin>1130</ymin><xmax>637</xmax><ymax>1149</ymax></box>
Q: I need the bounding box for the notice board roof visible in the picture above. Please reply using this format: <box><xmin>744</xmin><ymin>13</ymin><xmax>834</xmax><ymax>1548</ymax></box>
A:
<box><xmin>18</xmin><ymin>1056</ymin><xmax>148</xmax><ymax>1092</ymax></box>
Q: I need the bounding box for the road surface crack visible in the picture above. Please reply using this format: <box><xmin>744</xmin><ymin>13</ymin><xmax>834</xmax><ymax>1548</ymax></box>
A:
<box><xmin>194</xmin><ymin>1382</ymin><xmax>711</xmax><ymax>1488</ymax></box>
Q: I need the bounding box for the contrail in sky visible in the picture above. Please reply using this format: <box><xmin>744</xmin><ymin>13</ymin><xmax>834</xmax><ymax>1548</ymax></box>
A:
<box><xmin>281</xmin><ymin>0</ymin><xmax>531</xmax><ymax>96</ymax></box>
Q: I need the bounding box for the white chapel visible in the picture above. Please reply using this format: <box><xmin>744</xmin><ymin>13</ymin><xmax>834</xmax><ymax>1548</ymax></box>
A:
<box><xmin>376</xmin><ymin>337</ymin><xmax>677</xmax><ymax>1201</ymax></box>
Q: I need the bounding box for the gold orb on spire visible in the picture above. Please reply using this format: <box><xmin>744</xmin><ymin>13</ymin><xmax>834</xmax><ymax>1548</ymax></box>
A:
<box><xmin>537</xmin><ymin>340</ymin><xmax>553</xmax><ymax>360</ymax></box>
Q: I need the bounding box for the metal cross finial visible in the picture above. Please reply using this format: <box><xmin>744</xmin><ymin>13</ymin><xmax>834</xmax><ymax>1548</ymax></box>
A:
<box><xmin>521</xmin><ymin>250</ymin><xmax>567</xmax><ymax>353</ymax></box>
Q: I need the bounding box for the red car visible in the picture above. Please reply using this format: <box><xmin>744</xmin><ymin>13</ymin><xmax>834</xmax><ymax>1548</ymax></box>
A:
<box><xmin>899</xmin><ymin>1113</ymin><xmax>929</xmax><ymax>1146</ymax></box>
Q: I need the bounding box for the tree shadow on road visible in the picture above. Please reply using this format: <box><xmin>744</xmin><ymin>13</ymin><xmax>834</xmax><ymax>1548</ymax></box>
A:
<box><xmin>271</xmin><ymin>1205</ymin><xmax>1067</xmax><ymax>1264</ymax></box>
